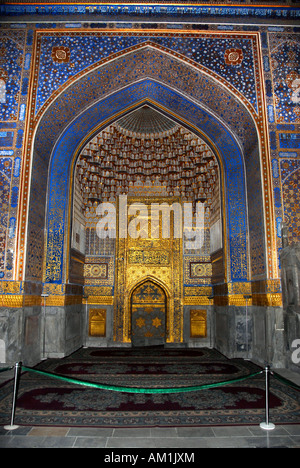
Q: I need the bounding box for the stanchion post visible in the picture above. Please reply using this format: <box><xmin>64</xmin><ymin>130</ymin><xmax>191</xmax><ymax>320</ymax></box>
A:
<box><xmin>208</xmin><ymin>295</ymin><xmax>214</xmax><ymax>348</ymax></box>
<box><xmin>243</xmin><ymin>294</ymin><xmax>251</xmax><ymax>359</ymax></box>
<box><xmin>41</xmin><ymin>293</ymin><xmax>49</xmax><ymax>360</ymax></box>
<box><xmin>260</xmin><ymin>365</ymin><xmax>275</xmax><ymax>431</ymax></box>
<box><xmin>83</xmin><ymin>293</ymin><xmax>88</xmax><ymax>348</ymax></box>
<box><xmin>4</xmin><ymin>361</ymin><xmax>21</xmax><ymax>431</ymax></box>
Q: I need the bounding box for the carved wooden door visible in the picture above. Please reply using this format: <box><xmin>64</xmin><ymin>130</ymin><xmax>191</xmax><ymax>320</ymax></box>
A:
<box><xmin>131</xmin><ymin>281</ymin><xmax>166</xmax><ymax>346</ymax></box>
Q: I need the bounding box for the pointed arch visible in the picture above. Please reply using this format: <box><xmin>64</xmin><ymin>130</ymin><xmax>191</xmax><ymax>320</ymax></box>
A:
<box><xmin>23</xmin><ymin>41</ymin><xmax>266</xmax><ymax>292</ymax></box>
<box><xmin>43</xmin><ymin>81</ymin><xmax>249</xmax><ymax>286</ymax></box>
<box><xmin>130</xmin><ymin>275</ymin><xmax>171</xmax><ymax>302</ymax></box>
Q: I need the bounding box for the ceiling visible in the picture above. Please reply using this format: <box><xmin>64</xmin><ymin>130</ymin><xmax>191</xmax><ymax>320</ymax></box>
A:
<box><xmin>117</xmin><ymin>105</ymin><xmax>177</xmax><ymax>135</ymax></box>
<box><xmin>75</xmin><ymin>105</ymin><xmax>219</xmax><ymax>212</ymax></box>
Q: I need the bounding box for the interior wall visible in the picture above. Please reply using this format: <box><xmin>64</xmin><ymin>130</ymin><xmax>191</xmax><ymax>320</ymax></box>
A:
<box><xmin>0</xmin><ymin>18</ymin><xmax>298</xmax><ymax>367</ymax></box>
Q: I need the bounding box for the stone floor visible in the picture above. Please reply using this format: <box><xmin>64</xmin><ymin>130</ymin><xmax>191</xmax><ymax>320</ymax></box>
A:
<box><xmin>0</xmin><ymin>366</ymin><xmax>299</xmax><ymax>449</ymax></box>
<box><xmin>0</xmin><ymin>422</ymin><xmax>300</xmax><ymax>448</ymax></box>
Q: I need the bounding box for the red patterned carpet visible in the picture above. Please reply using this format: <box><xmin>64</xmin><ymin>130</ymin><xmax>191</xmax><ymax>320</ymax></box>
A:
<box><xmin>0</xmin><ymin>347</ymin><xmax>299</xmax><ymax>427</ymax></box>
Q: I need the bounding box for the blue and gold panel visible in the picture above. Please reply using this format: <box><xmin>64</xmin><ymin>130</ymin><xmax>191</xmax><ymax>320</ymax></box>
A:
<box><xmin>269</xmin><ymin>35</ymin><xmax>300</xmax><ymax>125</ymax></box>
<box><xmin>281</xmin><ymin>161</ymin><xmax>300</xmax><ymax>245</ymax></box>
<box><xmin>33</xmin><ymin>41</ymin><xmax>258</xmax><ymax>160</ymax></box>
<box><xmin>0</xmin><ymin>30</ymin><xmax>25</xmax><ymax>122</ymax></box>
<box><xmin>1</xmin><ymin>3</ymin><xmax>299</xmax><ymax>22</ymax></box>
<box><xmin>44</xmin><ymin>79</ymin><xmax>249</xmax><ymax>284</ymax></box>
<box><xmin>0</xmin><ymin>158</ymin><xmax>13</xmax><ymax>276</ymax></box>
<box><xmin>34</xmin><ymin>32</ymin><xmax>258</xmax><ymax>115</ymax></box>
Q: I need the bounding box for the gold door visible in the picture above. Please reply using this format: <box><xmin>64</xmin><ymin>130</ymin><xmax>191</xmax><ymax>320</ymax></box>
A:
<box><xmin>131</xmin><ymin>281</ymin><xmax>166</xmax><ymax>346</ymax></box>
<box><xmin>114</xmin><ymin>195</ymin><xmax>183</xmax><ymax>344</ymax></box>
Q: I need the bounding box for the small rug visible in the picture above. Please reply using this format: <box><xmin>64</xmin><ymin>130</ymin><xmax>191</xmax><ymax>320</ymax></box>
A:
<box><xmin>0</xmin><ymin>347</ymin><xmax>299</xmax><ymax>427</ymax></box>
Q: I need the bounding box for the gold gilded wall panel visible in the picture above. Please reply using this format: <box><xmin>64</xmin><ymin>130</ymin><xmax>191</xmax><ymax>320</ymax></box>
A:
<box><xmin>114</xmin><ymin>196</ymin><xmax>183</xmax><ymax>343</ymax></box>
<box><xmin>128</xmin><ymin>249</ymin><xmax>170</xmax><ymax>266</ymax></box>
<box><xmin>190</xmin><ymin>309</ymin><xmax>207</xmax><ymax>338</ymax></box>
<box><xmin>89</xmin><ymin>309</ymin><xmax>106</xmax><ymax>337</ymax></box>
<box><xmin>190</xmin><ymin>262</ymin><xmax>212</xmax><ymax>278</ymax></box>
<box><xmin>84</xmin><ymin>256</ymin><xmax>114</xmax><ymax>286</ymax></box>
<box><xmin>0</xmin><ymin>295</ymin><xmax>23</xmax><ymax>307</ymax></box>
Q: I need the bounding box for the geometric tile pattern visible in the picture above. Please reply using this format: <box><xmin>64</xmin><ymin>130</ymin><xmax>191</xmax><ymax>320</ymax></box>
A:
<box><xmin>282</xmin><ymin>162</ymin><xmax>300</xmax><ymax>245</ymax></box>
<box><xmin>269</xmin><ymin>34</ymin><xmax>300</xmax><ymax>124</ymax></box>
<box><xmin>35</xmin><ymin>33</ymin><xmax>258</xmax><ymax>114</ymax></box>
<box><xmin>0</xmin><ymin>19</ymin><xmax>298</xmax><ymax>294</ymax></box>
<box><xmin>1</xmin><ymin>3</ymin><xmax>300</xmax><ymax>21</ymax></box>
<box><xmin>43</xmin><ymin>79</ymin><xmax>249</xmax><ymax>284</ymax></box>
<box><xmin>0</xmin><ymin>30</ymin><xmax>25</xmax><ymax>122</ymax></box>
<box><xmin>25</xmin><ymin>33</ymin><xmax>271</xmax><ymax>283</ymax></box>
<box><xmin>0</xmin><ymin>158</ymin><xmax>12</xmax><ymax>276</ymax></box>
<box><xmin>34</xmin><ymin>39</ymin><xmax>257</xmax><ymax>155</ymax></box>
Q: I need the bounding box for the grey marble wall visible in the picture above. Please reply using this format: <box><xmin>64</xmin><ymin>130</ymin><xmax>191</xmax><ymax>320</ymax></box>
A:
<box><xmin>0</xmin><ymin>304</ymin><xmax>85</xmax><ymax>366</ymax></box>
<box><xmin>0</xmin><ymin>306</ymin><xmax>41</xmax><ymax>366</ymax></box>
<box><xmin>281</xmin><ymin>242</ymin><xmax>300</xmax><ymax>373</ymax></box>
<box><xmin>214</xmin><ymin>305</ymin><xmax>286</xmax><ymax>368</ymax></box>
<box><xmin>42</xmin><ymin>304</ymin><xmax>84</xmax><ymax>359</ymax></box>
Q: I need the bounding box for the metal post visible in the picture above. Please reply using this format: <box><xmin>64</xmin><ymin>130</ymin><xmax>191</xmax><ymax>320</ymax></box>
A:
<box><xmin>244</xmin><ymin>295</ymin><xmax>251</xmax><ymax>360</ymax></box>
<box><xmin>41</xmin><ymin>293</ymin><xmax>49</xmax><ymax>360</ymax></box>
<box><xmin>260</xmin><ymin>365</ymin><xmax>275</xmax><ymax>430</ymax></box>
<box><xmin>4</xmin><ymin>362</ymin><xmax>21</xmax><ymax>430</ymax></box>
<box><xmin>208</xmin><ymin>295</ymin><xmax>214</xmax><ymax>348</ymax></box>
<box><xmin>83</xmin><ymin>294</ymin><xmax>88</xmax><ymax>347</ymax></box>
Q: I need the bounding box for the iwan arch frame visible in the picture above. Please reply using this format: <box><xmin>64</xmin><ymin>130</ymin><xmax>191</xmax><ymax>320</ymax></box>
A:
<box><xmin>64</xmin><ymin>94</ymin><xmax>237</xmax><ymax>344</ymax></box>
<box><xmin>16</xmin><ymin>36</ymin><xmax>280</xmax><ymax>359</ymax></box>
<box><xmin>44</xmin><ymin>82</ymin><xmax>249</xmax><ymax>280</ymax></box>
<box><xmin>20</xmin><ymin>38</ymin><xmax>276</xmax><ymax>286</ymax></box>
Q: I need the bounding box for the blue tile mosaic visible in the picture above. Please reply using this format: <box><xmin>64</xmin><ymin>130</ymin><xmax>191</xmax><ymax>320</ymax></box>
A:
<box><xmin>16</xmin><ymin>129</ymin><xmax>23</xmax><ymax>149</ymax></box>
<box><xmin>34</xmin><ymin>42</ymin><xmax>257</xmax><ymax>160</ymax></box>
<box><xmin>270</xmin><ymin>36</ymin><xmax>300</xmax><ymax>124</ymax></box>
<box><xmin>0</xmin><ymin>150</ymin><xmax>14</xmax><ymax>156</ymax></box>
<box><xmin>280</xmin><ymin>159</ymin><xmax>300</xmax><ymax>183</ymax></box>
<box><xmin>0</xmin><ymin>30</ymin><xmax>25</xmax><ymax>122</ymax></box>
<box><xmin>0</xmin><ymin>19</ymin><xmax>298</xmax><ymax>284</ymax></box>
<box><xmin>274</xmin><ymin>187</ymin><xmax>281</xmax><ymax>208</ymax></box>
<box><xmin>268</xmin><ymin>105</ymin><xmax>275</xmax><ymax>123</ymax></box>
<box><xmin>272</xmin><ymin>159</ymin><xmax>279</xmax><ymax>178</ymax></box>
<box><xmin>270</xmin><ymin>131</ymin><xmax>277</xmax><ymax>150</ymax></box>
<box><xmin>276</xmin><ymin>217</ymin><xmax>283</xmax><ymax>238</ymax></box>
<box><xmin>279</xmin><ymin>133</ymin><xmax>300</xmax><ymax>149</ymax></box>
<box><xmin>35</xmin><ymin>33</ymin><xmax>258</xmax><ymax>114</ymax></box>
<box><xmin>0</xmin><ymin>157</ymin><xmax>12</xmax><ymax>273</ymax></box>
<box><xmin>1</xmin><ymin>4</ymin><xmax>299</xmax><ymax>20</ymax></box>
<box><xmin>279</xmin><ymin>151</ymin><xmax>298</xmax><ymax>158</ymax></box>
<box><xmin>44</xmin><ymin>79</ymin><xmax>248</xmax><ymax>284</ymax></box>
<box><xmin>281</xmin><ymin>160</ymin><xmax>300</xmax><ymax>245</ymax></box>
<box><xmin>13</xmin><ymin>157</ymin><xmax>21</xmax><ymax>178</ymax></box>
<box><xmin>0</xmin><ymin>131</ymin><xmax>14</xmax><ymax>147</ymax></box>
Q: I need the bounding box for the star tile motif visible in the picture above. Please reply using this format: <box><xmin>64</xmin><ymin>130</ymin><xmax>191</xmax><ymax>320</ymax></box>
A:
<box><xmin>152</xmin><ymin>317</ymin><xmax>162</xmax><ymax>328</ymax></box>
<box><xmin>136</xmin><ymin>317</ymin><xmax>145</xmax><ymax>328</ymax></box>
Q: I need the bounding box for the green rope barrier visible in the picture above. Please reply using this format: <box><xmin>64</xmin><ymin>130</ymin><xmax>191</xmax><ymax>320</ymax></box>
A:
<box><xmin>21</xmin><ymin>365</ymin><xmax>263</xmax><ymax>394</ymax></box>
<box><xmin>0</xmin><ymin>367</ymin><xmax>13</xmax><ymax>373</ymax></box>
<box><xmin>271</xmin><ymin>371</ymin><xmax>300</xmax><ymax>391</ymax></box>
